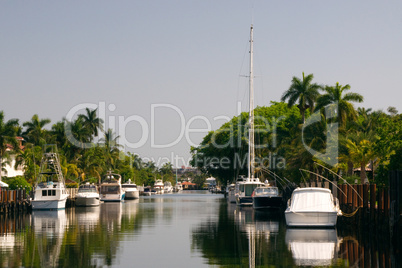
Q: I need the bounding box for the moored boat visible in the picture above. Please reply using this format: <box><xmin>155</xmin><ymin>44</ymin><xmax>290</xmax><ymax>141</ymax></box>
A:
<box><xmin>99</xmin><ymin>171</ymin><xmax>125</xmax><ymax>202</ymax></box>
<box><xmin>235</xmin><ymin>177</ymin><xmax>265</xmax><ymax>206</ymax></box>
<box><xmin>252</xmin><ymin>184</ymin><xmax>283</xmax><ymax>210</ymax></box>
<box><xmin>233</xmin><ymin>25</ymin><xmax>265</xmax><ymax>206</ymax></box>
<box><xmin>164</xmin><ymin>181</ymin><xmax>173</xmax><ymax>193</ymax></box>
<box><xmin>226</xmin><ymin>183</ymin><xmax>236</xmax><ymax>203</ymax></box>
<box><xmin>154</xmin><ymin>179</ymin><xmax>164</xmax><ymax>194</ymax></box>
<box><xmin>141</xmin><ymin>186</ymin><xmax>152</xmax><ymax>196</ymax></box>
<box><xmin>284</xmin><ymin>187</ymin><xmax>341</xmax><ymax>227</ymax></box>
<box><xmin>122</xmin><ymin>179</ymin><xmax>140</xmax><ymax>199</ymax></box>
<box><xmin>31</xmin><ymin>149</ymin><xmax>69</xmax><ymax>210</ymax></box>
<box><xmin>75</xmin><ymin>183</ymin><xmax>100</xmax><ymax>207</ymax></box>
<box><xmin>173</xmin><ymin>182</ymin><xmax>183</xmax><ymax>192</ymax></box>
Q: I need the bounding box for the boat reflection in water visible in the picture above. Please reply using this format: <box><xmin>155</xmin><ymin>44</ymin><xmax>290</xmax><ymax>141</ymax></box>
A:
<box><xmin>285</xmin><ymin>228</ymin><xmax>340</xmax><ymax>266</ymax></box>
<box><xmin>100</xmin><ymin>202</ymin><xmax>122</xmax><ymax>230</ymax></box>
<box><xmin>74</xmin><ymin>206</ymin><xmax>101</xmax><ymax>231</ymax></box>
<box><xmin>234</xmin><ymin>207</ymin><xmax>280</xmax><ymax>268</ymax></box>
<box><xmin>31</xmin><ymin>210</ymin><xmax>68</xmax><ymax>268</ymax></box>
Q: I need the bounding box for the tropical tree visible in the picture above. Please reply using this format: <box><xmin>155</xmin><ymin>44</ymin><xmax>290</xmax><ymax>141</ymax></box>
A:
<box><xmin>346</xmin><ymin>138</ymin><xmax>376</xmax><ymax>184</ymax></box>
<box><xmin>80</xmin><ymin>146</ymin><xmax>106</xmax><ymax>184</ymax></box>
<box><xmin>281</xmin><ymin>72</ymin><xmax>321</xmax><ymax>123</ymax></box>
<box><xmin>50</xmin><ymin>119</ymin><xmax>67</xmax><ymax>150</ymax></box>
<box><xmin>0</xmin><ymin>111</ymin><xmax>20</xmax><ymax>182</ymax></box>
<box><xmin>22</xmin><ymin>114</ymin><xmax>51</xmax><ymax>146</ymax></box>
<box><xmin>14</xmin><ymin>145</ymin><xmax>42</xmax><ymax>183</ymax></box>
<box><xmin>316</xmin><ymin>82</ymin><xmax>363</xmax><ymax>128</ymax></box>
<box><xmin>63</xmin><ymin>117</ymin><xmax>91</xmax><ymax>162</ymax></box>
<box><xmin>78</xmin><ymin>108</ymin><xmax>104</xmax><ymax>140</ymax></box>
<box><xmin>100</xmin><ymin>129</ymin><xmax>122</xmax><ymax>170</ymax></box>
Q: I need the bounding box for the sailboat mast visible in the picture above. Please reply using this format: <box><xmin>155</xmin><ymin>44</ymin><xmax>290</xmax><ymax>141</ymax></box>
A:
<box><xmin>248</xmin><ymin>24</ymin><xmax>255</xmax><ymax>179</ymax></box>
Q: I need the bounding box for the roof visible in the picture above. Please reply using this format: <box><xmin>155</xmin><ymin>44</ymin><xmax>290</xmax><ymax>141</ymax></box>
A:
<box><xmin>182</xmin><ymin>181</ymin><xmax>196</xmax><ymax>186</ymax></box>
<box><xmin>0</xmin><ymin>181</ymin><xmax>9</xmax><ymax>187</ymax></box>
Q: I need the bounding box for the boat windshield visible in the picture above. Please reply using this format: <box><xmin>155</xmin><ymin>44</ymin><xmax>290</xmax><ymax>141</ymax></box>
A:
<box><xmin>78</xmin><ymin>187</ymin><xmax>97</xmax><ymax>193</ymax></box>
<box><xmin>101</xmin><ymin>185</ymin><xmax>120</xmax><ymax>194</ymax></box>
<box><xmin>255</xmin><ymin>187</ymin><xmax>278</xmax><ymax>196</ymax></box>
<box><xmin>123</xmin><ymin>185</ymin><xmax>137</xmax><ymax>189</ymax></box>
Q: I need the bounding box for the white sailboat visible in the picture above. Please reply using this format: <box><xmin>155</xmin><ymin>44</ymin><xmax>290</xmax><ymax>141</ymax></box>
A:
<box><xmin>235</xmin><ymin>25</ymin><xmax>265</xmax><ymax>206</ymax></box>
<box><xmin>31</xmin><ymin>148</ymin><xmax>69</xmax><ymax>210</ymax></box>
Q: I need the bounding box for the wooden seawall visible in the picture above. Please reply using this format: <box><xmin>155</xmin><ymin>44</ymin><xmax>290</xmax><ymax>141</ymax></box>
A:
<box><xmin>0</xmin><ymin>188</ymin><xmax>79</xmax><ymax>214</ymax></box>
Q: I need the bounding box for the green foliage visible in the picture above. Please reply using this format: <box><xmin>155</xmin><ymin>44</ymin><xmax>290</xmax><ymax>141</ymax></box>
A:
<box><xmin>339</xmin><ymin>175</ymin><xmax>360</xmax><ymax>185</ymax></box>
<box><xmin>66</xmin><ymin>182</ymin><xmax>79</xmax><ymax>188</ymax></box>
<box><xmin>3</xmin><ymin>176</ymin><xmax>32</xmax><ymax>191</ymax></box>
<box><xmin>192</xmin><ymin>73</ymin><xmax>399</xmax><ymax>187</ymax></box>
<box><xmin>190</xmin><ymin>102</ymin><xmax>302</xmax><ymax>185</ymax></box>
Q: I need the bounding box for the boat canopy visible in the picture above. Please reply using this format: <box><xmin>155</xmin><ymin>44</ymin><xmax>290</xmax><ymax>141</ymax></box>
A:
<box><xmin>289</xmin><ymin>188</ymin><xmax>336</xmax><ymax>212</ymax></box>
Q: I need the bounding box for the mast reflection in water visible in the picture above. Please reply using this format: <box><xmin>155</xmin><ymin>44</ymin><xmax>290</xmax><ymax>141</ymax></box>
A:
<box><xmin>0</xmin><ymin>192</ymin><xmax>399</xmax><ymax>267</ymax></box>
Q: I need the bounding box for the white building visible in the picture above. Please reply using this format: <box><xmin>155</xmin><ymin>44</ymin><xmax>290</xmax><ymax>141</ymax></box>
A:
<box><xmin>1</xmin><ymin>137</ymin><xmax>24</xmax><ymax>178</ymax></box>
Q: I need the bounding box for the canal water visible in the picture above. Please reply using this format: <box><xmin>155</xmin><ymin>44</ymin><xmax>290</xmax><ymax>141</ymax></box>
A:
<box><xmin>0</xmin><ymin>191</ymin><xmax>398</xmax><ymax>267</ymax></box>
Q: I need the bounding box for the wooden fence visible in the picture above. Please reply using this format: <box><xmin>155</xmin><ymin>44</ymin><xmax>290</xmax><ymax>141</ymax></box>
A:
<box><xmin>300</xmin><ymin>171</ymin><xmax>402</xmax><ymax>236</ymax></box>
<box><xmin>0</xmin><ymin>188</ymin><xmax>30</xmax><ymax>214</ymax></box>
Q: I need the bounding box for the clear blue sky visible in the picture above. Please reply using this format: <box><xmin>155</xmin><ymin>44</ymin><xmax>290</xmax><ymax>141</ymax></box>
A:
<box><xmin>1</xmin><ymin>1</ymin><xmax>401</xmax><ymax>166</ymax></box>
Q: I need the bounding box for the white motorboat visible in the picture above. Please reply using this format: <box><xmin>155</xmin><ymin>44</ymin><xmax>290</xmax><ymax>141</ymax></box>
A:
<box><xmin>31</xmin><ymin>149</ymin><xmax>69</xmax><ymax>210</ymax></box>
<box><xmin>122</xmin><ymin>179</ymin><xmax>140</xmax><ymax>199</ymax></box>
<box><xmin>154</xmin><ymin>179</ymin><xmax>164</xmax><ymax>194</ymax></box>
<box><xmin>252</xmin><ymin>184</ymin><xmax>283</xmax><ymax>210</ymax></box>
<box><xmin>285</xmin><ymin>228</ymin><xmax>339</xmax><ymax>266</ymax></box>
<box><xmin>141</xmin><ymin>186</ymin><xmax>152</xmax><ymax>196</ymax></box>
<box><xmin>234</xmin><ymin>25</ymin><xmax>265</xmax><ymax>206</ymax></box>
<box><xmin>173</xmin><ymin>182</ymin><xmax>183</xmax><ymax>192</ymax></box>
<box><xmin>226</xmin><ymin>183</ymin><xmax>236</xmax><ymax>203</ymax></box>
<box><xmin>164</xmin><ymin>181</ymin><xmax>173</xmax><ymax>193</ymax></box>
<box><xmin>75</xmin><ymin>183</ymin><xmax>100</xmax><ymax>207</ymax></box>
<box><xmin>285</xmin><ymin>187</ymin><xmax>341</xmax><ymax>227</ymax></box>
<box><xmin>99</xmin><ymin>171</ymin><xmax>125</xmax><ymax>202</ymax></box>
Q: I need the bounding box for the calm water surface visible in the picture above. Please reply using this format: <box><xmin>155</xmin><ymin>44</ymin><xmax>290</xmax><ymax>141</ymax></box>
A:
<box><xmin>0</xmin><ymin>191</ymin><xmax>398</xmax><ymax>267</ymax></box>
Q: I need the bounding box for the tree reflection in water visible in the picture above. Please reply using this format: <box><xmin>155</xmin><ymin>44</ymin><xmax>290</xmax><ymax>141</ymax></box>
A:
<box><xmin>0</xmin><ymin>195</ymin><xmax>400</xmax><ymax>267</ymax></box>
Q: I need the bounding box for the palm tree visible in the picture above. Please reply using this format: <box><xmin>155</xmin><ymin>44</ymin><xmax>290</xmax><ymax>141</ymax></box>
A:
<box><xmin>22</xmin><ymin>114</ymin><xmax>51</xmax><ymax>146</ymax></box>
<box><xmin>0</xmin><ymin>111</ymin><xmax>20</xmax><ymax>182</ymax></box>
<box><xmin>64</xmin><ymin>117</ymin><xmax>91</xmax><ymax>162</ymax></box>
<box><xmin>100</xmin><ymin>129</ymin><xmax>122</xmax><ymax>169</ymax></box>
<box><xmin>346</xmin><ymin>138</ymin><xmax>376</xmax><ymax>184</ymax></box>
<box><xmin>50</xmin><ymin>119</ymin><xmax>67</xmax><ymax>149</ymax></box>
<box><xmin>281</xmin><ymin>72</ymin><xmax>321</xmax><ymax>123</ymax></box>
<box><xmin>316</xmin><ymin>82</ymin><xmax>363</xmax><ymax>128</ymax></box>
<box><xmin>78</xmin><ymin>108</ymin><xmax>104</xmax><ymax>140</ymax></box>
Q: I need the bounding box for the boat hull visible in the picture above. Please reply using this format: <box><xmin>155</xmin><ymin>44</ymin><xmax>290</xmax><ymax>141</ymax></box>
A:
<box><xmin>285</xmin><ymin>211</ymin><xmax>338</xmax><ymax>227</ymax></box>
<box><xmin>228</xmin><ymin>192</ymin><xmax>236</xmax><ymax>203</ymax></box>
<box><xmin>100</xmin><ymin>193</ymin><xmax>125</xmax><ymax>202</ymax></box>
<box><xmin>236</xmin><ymin>196</ymin><xmax>253</xmax><ymax>206</ymax></box>
<box><xmin>76</xmin><ymin>196</ymin><xmax>100</xmax><ymax>207</ymax></box>
<box><xmin>124</xmin><ymin>190</ymin><xmax>139</xmax><ymax>200</ymax></box>
<box><xmin>31</xmin><ymin>196</ymin><xmax>68</xmax><ymax>210</ymax></box>
<box><xmin>252</xmin><ymin>196</ymin><xmax>282</xmax><ymax>210</ymax></box>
